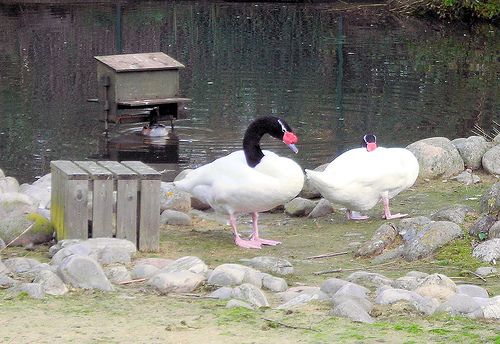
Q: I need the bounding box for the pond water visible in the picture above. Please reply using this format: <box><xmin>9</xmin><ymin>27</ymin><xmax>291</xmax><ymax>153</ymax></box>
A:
<box><xmin>0</xmin><ymin>2</ymin><xmax>498</xmax><ymax>183</ymax></box>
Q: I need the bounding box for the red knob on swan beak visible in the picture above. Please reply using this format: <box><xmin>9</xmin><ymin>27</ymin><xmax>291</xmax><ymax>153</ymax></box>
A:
<box><xmin>367</xmin><ymin>142</ymin><xmax>377</xmax><ymax>152</ymax></box>
<box><xmin>283</xmin><ymin>131</ymin><xmax>299</xmax><ymax>153</ymax></box>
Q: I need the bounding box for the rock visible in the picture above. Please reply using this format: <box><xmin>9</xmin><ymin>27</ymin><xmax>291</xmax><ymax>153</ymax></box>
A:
<box><xmin>160</xmin><ymin>210</ymin><xmax>192</xmax><ymax>226</ymax></box>
<box><xmin>331</xmin><ymin>294</ymin><xmax>373</xmax><ymax>313</ymax></box>
<box><xmin>331</xmin><ymin>299</ymin><xmax>374</xmax><ymax>323</ymax></box>
<box><xmin>469</xmin><ymin>215</ymin><xmax>496</xmax><ymax>238</ymax></box>
<box><xmin>0</xmin><ymin>192</ymin><xmax>35</xmax><ymax>217</ymax></box>
<box><xmin>479</xmin><ymin>182</ymin><xmax>500</xmax><ymax>215</ymax></box>
<box><xmin>457</xmin><ymin>284</ymin><xmax>489</xmax><ymax>298</ymax></box>
<box><xmin>261</xmin><ymin>274</ymin><xmax>287</xmax><ymax>292</ymax></box>
<box><xmin>209</xmin><ymin>286</ymin><xmax>234</xmax><ymax>300</ymax></box>
<box><xmin>134</xmin><ymin>258</ymin><xmax>173</xmax><ymax>269</ymax></box>
<box><xmin>160</xmin><ymin>182</ymin><xmax>191</xmax><ymax>213</ymax></box>
<box><xmin>406</xmin><ymin>137</ymin><xmax>464</xmax><ymax>179</ymax></box>
<box><xmin>375</xmin><ymin>288</ymin><xmax>419</xmax><ymax>304</ymax></box>
<box><xmin>489</xmin><ymin>221</ymin><xmax>500</xmax><ymax>239</ymax></box>
<box><xmin>320</xmin><ymin>278</ymin><xmax>350</xmax><ymax>297</ymax></box>
<box><xmin>451</xmin><ymin>170</ymin><xmax>481</xmax><ymax>185</ymax></box>
<box><xmin>276</xmin><ymin>292</ymin><xmax>319</xmax><ymax>310</ymax></box>
<box><xmin>33</xmin><ymin>270</ymin><xmax>68</xmax><ymax>296</ymax></box>
<box><xmin>18</xmin><ymin>183</ymin><xmax>51</xmax><ymax>209</ymax></box>
<box><xmin>299</xmin><ymin>163</ymin><xmax>328</xmax><ymax>199</ymax></box>
<box><xmin>104</xmin><ymin>266</ymin><xmax>132</xmax><ymax>284</ymax></box>
<box><xmin>475</xmin><ymin>266</ymin><xmax>497</xmax><ymax>277</ymax></box>
<box><xmin>0</xmin><ymin>259</ymin><xmax>9</xmax><ymax>274</ymax></box>
<box><xmin>472</xmin><ymin>238</ymin><xmax>500</xmax><ymax>263</ymax></box>
<box><xmin>226</xmin><ymin>299</ymin><xmax>254</xmax><ymax>310</ymax></box>
<box><xmin>356</xmin><ymin>224</ymin><xmax>398</xmax><ymax>257</ymax></box>
<box><xmin>58</xmin><ymin>255</ymin><xmax>113</xmax><ymax>291</ymax></box>
<box><xmin>436</xmin><ymin>294</ymin><xmax>483</xmax><ymax>318</ymax></box>
<box><xmin>495</xmin><ymin>134</ymin><xmax>500</xmax><ymax>145</ymax></box>
<box><xmin>160</xmin><ymin>256</ymin><xmax>208</xmax><ymax>275</ymax></box>
<box><xmin>430</xmin><ymin>204</ymin><xmax>475</xmax><ymax>225</ymax></box>
<box><xmin>333</xmin><ymin>283</ymin><xmax>370</xmax><ymax>299</ymax></box>
<box><xmin>32</xmin><ymin>173</ymin><xmax>51</xmax><ymax>188</ymax></box>
<box><xmin>208</xmin><ymin>263</ymin><xmax>262</xmax><ymax>288</ymax></box>
<box><xmin>397</xmin><ymin>216</ymin><xmax>432</xmax><ymax>243</ymax></box>
<box><xmin>232</xmin><ymin>283</ymin><xmax>269</xmax><ymax>308</ymax></box>
<box><xmin>284</xmin><ymin>197</ymin><xmax>317</xmax><ymax>217</ymax></box>
<box><xmin>0</xmin><ymin>238</ymin><xmax>5</xmax><ymax>250</ymax></box>
<box><xmin>0</xmin><ymin>176</ymin><xmax>20</xmax><ymax>193</ymax></box>
<box><xmin>372</xmin><ymin>245</ymin><xmax>404</xmax><ymax>264</ymax></box>
<box><xmin>452</xmin><ymin>136</ymin><xmax>489</xmax><ymax>169</ymax></box>
<box><xmin>48</xmin><ymin>239</ymin><xmax>81</xmax><ymax>257</ymax></box>
<box><xmin>414</xmin><ymin>273</ymin><xmax>456</xmax><ymax>302</ymax></box>
<box><xmin>403</xmin><ymin>221</ymin><xmax>462</xmax><ymax>261</ymax></box>
<box><xmin>240</xmin><ymin>256</ymin><xmax>294</xmax><ymax>275</ymax></box>
<box><xmin>307</xmin><ymin>198</ymin><xmax>334</xmax><ymax>218</ymax></box>
<box><xmin>0</xmin><ymin>274</ymin><xmax>18</xmax><ymax>288</ymax></box>
<box><xmin>3</xmin><ymin>257</ymin><xmax>41</xmax><ymax>273</ymax></box>
<box><xmin>482</xmin><ymin>145</ymin><xmax>500</xmax><ymax>175</ymax></box>
<box><xmin>277</xmin><ymin>286</ymin><xmax>327</xmax><ymax>303</ymax></box>
<box><xmin>51</xmin><ymin>238</ymin><xmax>136</xmax><ymax>265</ymax></box>
<box><xmin>346</xmin><ymin>271</ymin><xmax>393</xmax><ymax>289</ymax></box>
<box><xmin>98</xmin><ymin>246</ymin><xmax>132</xmax><ymax>265</ymax></box>
<box><xmin>0</xmin><ymin>169</ymin><xmax>4</xmax><ymax>178</ymax></box>
<box><xmin>482</xmin><ymin>296</ymin><xmax>500</xmax><ymax>319</ymax></box>
<box><xmin>10</xmin><ymin>282</ymin><xmax>45</xmax><ymax>299</ymax></box>
<box><xmin>147</xmin><ymin>270</ymin><xmax>205</xmax><ymax>293</ymax></box>
<box><xmin>131</xmin><ymin>264</ymin><xmax>160</xmax><ymax>280</ymax></box>
<box><xmin>392</xmin><ymin>274</ymin><xmax>427</xmax><ymax>291</ymax></box>
<box><xmin>0</xmin><ymin>212</ymin><xmax>54</xmax><ymax>247</ymax></box>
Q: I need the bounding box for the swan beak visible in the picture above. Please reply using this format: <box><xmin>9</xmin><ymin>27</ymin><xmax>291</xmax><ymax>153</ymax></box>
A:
<box><xmin>287</xmin><ymin>143</ymin><xmax>299</xmax><ymax>154</ymax></box>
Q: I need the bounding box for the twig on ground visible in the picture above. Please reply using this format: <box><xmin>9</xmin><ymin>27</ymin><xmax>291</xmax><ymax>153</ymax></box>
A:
<box><xmin>464</xmin><ymin>270</ymin><xmax>487</xmax><ymax>282</ymax></box>
<box><xmin>313</xmin><ymin>260</ymin><xmax>400</xmax><ymax>275</ymax></box>
<box><xmin>118</xmin><ymin>278</ymin><xmax>146</xmax><ymax>285</ymax></box>
<box><xmin>306</xmin><ymin>251</ymin><xmax>349</xmax><ymax>260</ymax></box>
<box><xmin>0</xmin><ymin>223</ymin><xmax>35</xmax><ymax>254</ymax></box>
<box><xmin>313</xmin><ymin>268</ymin><xmax>343</xmax><ymax>275</ymax></box>
<box><xmin>261</xmin><ymin>317</ymin><xmax>320</xmax><ymax>332</ymax></box>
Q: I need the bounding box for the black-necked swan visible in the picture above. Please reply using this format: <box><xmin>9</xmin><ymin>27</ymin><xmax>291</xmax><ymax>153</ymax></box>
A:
<box><xmin>305</xmin><ymin>134</ymin><xmax>419</xmax><ymax>220</ymax></box>
<box><xmin>174</xmin><ymin>116</ymin><xmax>304</xmax><ymax>249</ymax></box>
<box><xmin>141</xmin><ymin>123</ymin><xmax>169</xmax><ymax>137</ymax></box>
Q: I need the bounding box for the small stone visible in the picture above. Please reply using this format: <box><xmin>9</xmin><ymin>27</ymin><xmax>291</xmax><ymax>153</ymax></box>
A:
<box><xmin>414</xmin><ymin>273</ymin><xmax>456</xmax><ymax>302</ymax></box>
<box><xmin>489</xmin><ymin>221</ymin><xmax>500</xmax><ymax>239</ymax></box>
<box><xmin>131</xmin><ymin>264</ymin><xmax>160</xmax><ymax>280</ymax></box>
<box><xmin>226</xmin><ymin>299</ymin><xmax>255</xmax><ymax>310</ymax></box>
<box><xmin>307</xmin><ymin>198</ymin><xmax>334</xmax><ymax>218</ymax></box>
<box><xmin>240</xmin><ymin>256</ymin><xmax>293</xmax><ymax>275</ymax></box>
<box><xmin>457</xmin><ymin>284</ymin><xmax>489</xmax><ymax>298</ymax></box>
<box><xmin>468</xmin><ymin>215</ymin><xmax>496</xmax><ymax>238</ymax></box>
<box><xmin>356</xmin><ymin>224</ymin><xmax>398</xmax><ymax>257</ymax></box>
<box><xmin>475</xmin><ymin>266</ymin><xmax>498</xmax><ymax>277</ymax></box>
<box><xmin>430</xmin><ymin>204</ymin><xmax>476</xmax><ymax>224</ymax></box>
<box><xmin>277</xmin><ymin>286</ymin><xmax>327</xmax><ymax>303</ymax></box>
<box><xmin>160</xmin><ymin>209</ymin><xmax>192</xmax><ymax>226</ymax></box>
<box><xmin>147</xmin><ymin>271</ymin><xmax>205</xmax><ymax>294</ymax></box>
<box><xmin>472</xmin><ymin>238</ymin><xmax>500</xmax><ymax>263</ymax></box>
<box><xmin>261</xmin><ymin>274</ymin><xmax>287</xmax><ymax>292</ymax></box>
<box><xmin>451</xmin><ymin>170</ymin><xmax>481</xmax><ymax>185</ymax></box>
<box><xmin>0</xmin><ymin>259</ymin><xmax>9</xmax><ymax>274</ymax></box>
<box><xmin>346</xmin><ymin>271</ymin><xmax>393</xmax><ymax>289</ymax></box>
<box><xmin>208</xmin><ymin>264</ymin><xmax>247</xmax><ymax>287</ymax></box>
<box><xmin>479</xmin><ymin>182</ymin><xmax>500</xmax><ymax>215</ymax></box>
<box><xmin>0</xmin><ymin>274</ymin><xmax>18</xmax><ymax>288</ymax></box>
<box><xmin>33</xmin><ymin>270</ymin><xmax>68</xmax><ymax>296</ymax></box>
<box><xmin>284</xmin><ymin>197</ymin><xmax>317</xmax><ymax>217</ymax></box>
<box><xmin>232</xmin><ymin>283</ymin><xmax>269</xmax><ymax>308</ymax></box>
<box><xmin>209</xmin><ymin>286</ymin><xmax>234</xmax><ymax>300</ymax></box>
<box><xmin>104</xmin><ymin>266</ymin><xmax>132</xmax><ymax>284</ymax></box>
<box><xmin>331</xmin><ymin>300</ymin><xmax>374</xmax><ymax>323</ymax></box>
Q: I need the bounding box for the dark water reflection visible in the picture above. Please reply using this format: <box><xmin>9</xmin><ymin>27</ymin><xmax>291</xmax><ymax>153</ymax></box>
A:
<box><xmin>0</xmin><ymin>2</ymin><xmax>498</xmax><ymax>183</ymax></box>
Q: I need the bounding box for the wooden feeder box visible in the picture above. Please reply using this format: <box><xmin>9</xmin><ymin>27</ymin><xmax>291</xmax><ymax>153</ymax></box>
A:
<box><xmin>94</xmin><ymin>52</ymin><xmax>190</xmax><ymax>128</ymax></box>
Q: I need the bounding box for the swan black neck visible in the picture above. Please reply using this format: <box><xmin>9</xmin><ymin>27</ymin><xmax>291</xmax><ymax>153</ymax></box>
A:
<box><xmin>242</xmin><ymin>116</ymin><xmax>291</xmax><ymax>167</ymax></box>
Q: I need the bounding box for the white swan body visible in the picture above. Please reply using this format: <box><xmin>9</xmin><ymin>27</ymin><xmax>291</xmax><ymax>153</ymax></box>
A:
<box><xmin>174</xmin><ymin>116</ymin><xmax>304</xmax><ymax>248</ymax></box>
<box><xmin>176</xmin><ymin>150</ymin><xmax>304</xmax><ymax>215</ymax></box>
<box><xmin>305</xmin><ymin>146</ymin><xmax>419</xmax><ymax>218</ymax></box>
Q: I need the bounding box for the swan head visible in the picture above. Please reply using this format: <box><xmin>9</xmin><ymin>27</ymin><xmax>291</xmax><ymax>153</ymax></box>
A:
<box><xmin>362</xmin><ymin>134</ymin><xmax>377</xmax><ymax>152</ymax></box>
<box><xmin>141</xmin><ymin>124</ymin><xmax>169</xmax><ymax>137</ymax></box>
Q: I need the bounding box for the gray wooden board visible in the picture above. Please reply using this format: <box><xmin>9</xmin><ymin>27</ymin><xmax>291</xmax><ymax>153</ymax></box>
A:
<box><xmin>94</xmin><ymin>52</ymin><xmax>185</xmax><ymax>72</ymax></box>
<box><xmin>97</xmin><ymin>161</ymin><xmax>138</xmax><ymax>179</ymax></box>
<box><xmin>117</xmin><ymin>97</ymin><xmax>191</xmax><ymax>107</ymax></box>
<box><xmin>63</xmin><ymin>179</ymin><xmax>89</xmax><ymax>240</ymax></box>
<box><xmin>50</xmin><ymin>160</ymin><xmax>88</xmax><ymax>180</ymax></box>
<box><xmin>138</xmin><ymin>179</ymin><xmax>160</xmax><ymax>251</ymax></box>
<box><xmin>74</xmin><ymin>161</ymin><xmax>113</xmax><ymax>180</ymax></box>
<box><xmin>116</xmin><ymin>179</ymin><xmax>138</xmax><ymax>244</ymax></box>
<box><xmin>122</xmin><ymin>161</ymin><xmax>161</xmax><ymax>180</ymax></box>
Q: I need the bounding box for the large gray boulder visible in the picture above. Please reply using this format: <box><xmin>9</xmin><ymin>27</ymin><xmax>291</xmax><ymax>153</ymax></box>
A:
<box><xmin>284</xmin><ymin>197</ymin><xmax>317</xmax><ymax>217</ymax></box>
<box><xmin>0</xmin><ymin>177</ymin><xmax>20</xmax><ymax>193</ymax></box>
<box><xmin>331</xmin><ymin>299</ymin><xmax>374</xmax><ymax>323</ymax></box>
<box><xmin>472</xmin><ymin>238</ymin><xmax>500</xmax><ymax>263</ymax></box>
<box><xmin>0</xmin><ymin>211</ymin><xmax>54</xmax><ymax>247</ymax></box>
<box><xmin>452</xmin><ymin>136</ymin><xmax>489</xmax><ymax>169</ymax></box>
<box><xmin>160</xmin><ymin>209</ymin><xmax>192</xmax><ymax>226</ymax></box>
<box><xmin>232</xmin><ymin>283</ymin><xmax>269</xmax><ymax>308</ymax></box>
<box><xmin>436</xmin><ymin>294</ymin><xmax>483</xmax><ymax>319</ymax></box>
<box><xmin>19</xmin><ymin>183</ymin><xmax>51</xmax><ymax>209</ymax></box>
<box><xmin>160</xmin><ymin>182</ymin><xmax>191</xmax><ymax>213</ymax></box>
<box><xmin>147</xmin><ymin>270</ymin><xmax>205</xmax><ymax>293</ymax></box>
<box><xmin>414</xmin><ymin>273</ymin><xmax>457</xmax><ymax>302</ymax></box>
<box><xmin>33</xmin><ymin>269</ymin><xmax>68</xmax><ymax>296</ymax></box>
<box><xmin>208</xmin><ymin>263</ymin><xmax>263</xmax><ymax>288</ymax></box>
<box><xmin>58</xmin><ymin>255</ymin><xmax>113</xmax><ymax>291</ymax></box>
<box><xmin>482</xmin><ymin>145</ymin><xmax>500</xmax><ymax>175</ymax></box>
<box><xmin>406</xmin><ymin>137</ymin><xmax>464</xmax><ymax>179</ymax></box>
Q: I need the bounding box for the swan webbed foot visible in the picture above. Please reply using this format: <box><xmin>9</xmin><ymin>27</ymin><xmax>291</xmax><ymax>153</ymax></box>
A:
<box><xmin>346</xmin><ymin>210</ymin><xmax>369</xmax><ymax>221</ymax></box>
<box><xmin>234</xmin><ymin>235</ymin><xmax>262</xmax><ymax>249</ymax></box>
<box><xmin>383</xmin><ymin>213</ymin><xmax>408</xmax><ymax>220</ymax></box>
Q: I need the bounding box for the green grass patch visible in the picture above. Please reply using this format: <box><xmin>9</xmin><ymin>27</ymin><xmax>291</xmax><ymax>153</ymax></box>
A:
<box><xmin>435</xmin><ymin>233</ymin><xmax>482</xmax><ymax>271</ymax></box>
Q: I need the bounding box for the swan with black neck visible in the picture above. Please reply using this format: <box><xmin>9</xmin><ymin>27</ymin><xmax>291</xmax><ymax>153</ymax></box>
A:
<box><xmin>174</xmin><ymin>116</ymin><xmax>304</xmax><ymax>249</ymax></box>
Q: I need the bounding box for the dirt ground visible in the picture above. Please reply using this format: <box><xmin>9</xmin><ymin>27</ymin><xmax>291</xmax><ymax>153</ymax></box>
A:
<box><xmin>1</xmin><ymin>175</ymin><xmax>499</xmax><ymax>343</ymax></box>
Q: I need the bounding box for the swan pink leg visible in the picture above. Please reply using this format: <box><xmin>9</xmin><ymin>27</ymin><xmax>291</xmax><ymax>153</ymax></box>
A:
<box><xmin>381</xmin><ymin>195</ymin><xmax>407</xmax><ymax>219</ymax></box>
<box><xmin>250</xmin><ymin>212</ymin><xmax>281</xmax><ymax>246</ymax></box>
<box><xmin>346</xmin><ymin>210</ymin><xmax>369</xmax><ymax>220</ymax></box>
<box><xmin>229</xmin><ymin>214</ymin><xmax>261</xmax><ymax>249</ymax></box>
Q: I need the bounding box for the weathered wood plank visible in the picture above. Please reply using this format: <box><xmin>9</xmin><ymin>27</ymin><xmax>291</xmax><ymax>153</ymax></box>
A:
<box><xmin>117</xmin><ymin>97</ymin><xmax>191</xmax><ymax>107</ymax></box>
<box><xmin>63</xmin><ymin>179</ymin><xmax>88</xmax><ymax>240</ymax></box>
<box><xmin>95</xmin><ymin>52</ymin><xmax>185</xmax><ymax>72</ymax></box>
<box><xmin>137</xmin><ymin>179</ymin><xmax>161</xmax><ymax>251</ymax></box>
<box><xmin>75</xmin><ymin>161</ymin><xmax>114</xmax><ymax>238</ymax></box>
<box><xmin>98</xmin><ymin>161</ymin><xmax>138</xmax><ymax>179</ymax></box>
<box><xmin>116</xmin><ymin>179</ymin><xmax>138</xmax><ymax>244</ymax></box>
<box><xmin>121</xmin><ymin>161</ymin><xmax>161</xmax><ymax>180</ymax></box>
